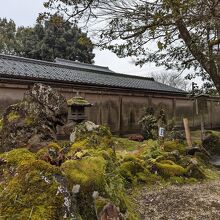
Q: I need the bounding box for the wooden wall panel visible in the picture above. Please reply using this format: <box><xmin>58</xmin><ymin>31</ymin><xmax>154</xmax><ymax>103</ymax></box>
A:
<box><xmin>0</xmin><ymin>82</ymin><xmax>220</xmax><ymax>135</ymax></box>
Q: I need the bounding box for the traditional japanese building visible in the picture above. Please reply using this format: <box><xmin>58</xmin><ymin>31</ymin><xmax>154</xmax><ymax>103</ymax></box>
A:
<box><xmin>0</xmin><ymin>54</ymin><xmax>219</xmax><ymax>134</ymax></box>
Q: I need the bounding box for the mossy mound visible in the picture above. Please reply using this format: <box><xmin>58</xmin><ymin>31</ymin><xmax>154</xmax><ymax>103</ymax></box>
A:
<box><xmin>62</xmin><ymin>156</ymin><xmax>107</xmax><ymax>189</ymax></box>
<box><xmin>70</xmin><ymin>122</ymin><xmax>114</xmax><ymax>156</ymax></box>
<box><xmin>0</xmin><ymin>139</ymin><xmax>138</xmax><ymax>220</ymax></box>
<box><xmin>61</xmin><ymin>156</ymin><xmax>107</xmax><ymax>219</ymax></box>
<box><xmin>136</xmin><ymin>139</ymin><xmax>217</xmax><ymax>181</ymax></box>
<box><xmin>113</xmin><ymin>137</ymin><xmax>144</xmax><ymax>151</ymax></box>
<box><xmin>0</xmin><ymin>127</ymin><xmax>219</xmax><ymax>219</ymax></box>
<box><xmin>140</xmin><ymin>140</ymin><xmax>169</xmax><ymax>163</ymax></box>
<box><xmin>0</xmin><ymin>148</ymin><xmax>36</xmax><ymax>166</ymax></box>
<box><xmin>155</xmin><ymin>160</ymin><xmax>187</xmax><ymax>177</ymax></box>
<box><xmin>163</xmin><ymin>141</ymin><xmax>186</xmax><ymax>154</ymax></box>
<box><xmin>67</xmin><ymin>133</ymin><xmax>116</xmax><ymax>163</ymax></box>
<box><xmin>119</xmin><ymin>155</ymin><xmax>160</xmax><ymax>186</ymax></box>
<box><xmin>0</xmin><ymin>149</ymin><xmax>66</xmax><ymax>219</ymax></box>
<box><xmin>62</xmin><ymin>140</ymin><xmax>137</xmax><ymax>219</ymax></box>
<box><xmin>71</xmin><ymin>121</ymin><xmax>111</xmax><ymax>142</ymax></box>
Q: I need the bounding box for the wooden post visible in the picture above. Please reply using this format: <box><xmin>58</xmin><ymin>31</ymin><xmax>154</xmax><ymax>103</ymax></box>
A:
<box><xmin>200</xmin><ymin>114</ymin><xmax>205</xmax><ymax>141</ymax></box>
<box><xmin>158</xmin><ymin>127</ymin><xmax>165</xmax><ymax>150</ymax></box>
<box><xmin>99</xmin><ymin>93</ymin><xmax>103</xmax><ymax>125</ymax></box>
<box><xmin>118</xmin><ymin>96</ymin><xmax>123</xmax><ymax>136</ymax></box>
<box><xmin>210</xmin><ymin>100</ymin><xmax>213</xmax><ymax>129</ymax></box>
<box><xmin>183</xmin><ymin>118</ymin><xmax>193</xmax><ymax>148</ymax></box>
<box><xmin>172</xmin><ymin>98</ymin><xmax>176</xmax><ymax>120</ymax></box>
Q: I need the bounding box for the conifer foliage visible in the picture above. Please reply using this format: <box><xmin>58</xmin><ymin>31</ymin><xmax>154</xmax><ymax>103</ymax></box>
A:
<box><xmin>0</xmin><ymin>15</ymin><xmax>95</xmax><ymax>63</ymax></box>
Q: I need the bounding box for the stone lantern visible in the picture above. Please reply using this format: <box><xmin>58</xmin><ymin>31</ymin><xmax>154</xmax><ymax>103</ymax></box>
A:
<box><xmin>67</xmin><ymin>94</ymin><xmax>92</xmax><ymax>124</ymax></box>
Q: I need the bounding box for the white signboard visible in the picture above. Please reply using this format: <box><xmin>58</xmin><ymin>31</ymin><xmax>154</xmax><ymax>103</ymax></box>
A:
<box><xmin>159</xmin><ymin>127</ymin><xmax>165</xmax><ymax>137</ymax></box>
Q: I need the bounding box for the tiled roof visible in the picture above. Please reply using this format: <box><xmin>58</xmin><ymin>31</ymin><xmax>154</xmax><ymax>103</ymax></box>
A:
<box><xmin>55</xmin><ymin>58</ymin><xmax>114</xmax><ymax>73</ymax></box>
<box><xmin>0</xmin><ymin>54</ymin><xmax>186</xmax><ymax>95</ymax></box>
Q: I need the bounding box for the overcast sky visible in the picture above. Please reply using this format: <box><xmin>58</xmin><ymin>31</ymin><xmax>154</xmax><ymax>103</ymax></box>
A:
<box><xmin>0</xmin><ymin>0</ymin><xmax>186</xmax><ymax>79</ymax></box>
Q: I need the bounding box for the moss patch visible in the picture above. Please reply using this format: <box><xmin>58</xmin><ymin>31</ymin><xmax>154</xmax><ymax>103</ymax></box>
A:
<box><xmin>168</xmin><ymin>176</ymin><xmax>197</xmax><ymax>185</ymax></box>
<box><xmin>155</xmin><ymin>161</ymin><xmax>187</xmax><ymax>178</ymax></box>
<box><xmin>24</xmin><ymin>116</ymin><xmax>35</xmax><ymax>126</ymax></box>
<box><xmin>67</xmin><ymin>96</ymin><xmax>91</xmax><ymax>106</ymax></box>
<box><xmin>0</xmin><ymin>118</ymin><xmax>3</xmax><ymax>131</ymax></box>
<box><xmin>62</xmin><ymin>156</ymin><xmax>106</xmax><ymax>189</ymax></box>
<box><xmin>1</xmin><ymin>125</ymin><xmax>219</xmax><ymax>220</ymax></box>
<box><xmin>0</xmin><ymin>148</ymin><xmax>36</xmax><ymax>166</ymax></box>
<box><xmin>0</xmin><ymin>150</ymin><xmax>65</xmax><ymax>219</ymax></box>
<box><xmin>113</xmin><ymin>137</ymin><xmax>143</xmax><ymax>151</ymax></box>
<box><xmin>7</xmin><ymin>112</ymin><xmax>20</xmax><ymax>122</ymax></box>
<box><xmin>163</xmin><ymin>141</ymin><xmax>186</xmax><ymax>154</ymax></box>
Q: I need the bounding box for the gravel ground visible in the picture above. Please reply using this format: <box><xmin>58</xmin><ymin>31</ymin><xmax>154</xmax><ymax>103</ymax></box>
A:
<box><xmin>135</xmin><ymin>180</ymin><xmax>220</xmax><ymax>220</ymax></box>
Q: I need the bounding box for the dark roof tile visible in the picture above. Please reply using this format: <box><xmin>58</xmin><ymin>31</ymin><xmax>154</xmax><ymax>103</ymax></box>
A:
<box><xmin>0</xmin><ymin>54</ymin><xmax>186</xmax><ymax>94</ymax></box>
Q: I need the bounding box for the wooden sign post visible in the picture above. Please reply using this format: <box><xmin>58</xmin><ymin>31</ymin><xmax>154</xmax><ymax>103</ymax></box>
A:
<box><xmin>159</xmin><ymin>127</ymin><xmax>165</xmax><ymax>149</ymax></box>
<box><xmin>183</xmin><ymin>118</ymin><xmax>192</xmax><ymax>148</ymax></box>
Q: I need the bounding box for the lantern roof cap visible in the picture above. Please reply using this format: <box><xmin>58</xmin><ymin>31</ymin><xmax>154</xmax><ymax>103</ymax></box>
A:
<box><xmin>67</xmin><ymin>95</ymin><xmax>92</xmax><ymax>107</ymax></box>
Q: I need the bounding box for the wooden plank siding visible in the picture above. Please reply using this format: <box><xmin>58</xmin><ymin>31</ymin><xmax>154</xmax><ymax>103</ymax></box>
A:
<box><xmin>0</xmin><ymin>81</ymin><xmax>220</xmax><ymax>135</ymax></box>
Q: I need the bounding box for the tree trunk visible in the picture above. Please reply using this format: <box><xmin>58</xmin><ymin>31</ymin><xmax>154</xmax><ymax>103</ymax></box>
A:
<box><xmin>171</xmin><ymin>4</ymin><xmax>220</xmax><ymax>94</ymax></box>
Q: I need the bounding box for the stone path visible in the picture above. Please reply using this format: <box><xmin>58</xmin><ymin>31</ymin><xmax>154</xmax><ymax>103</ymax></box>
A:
<box><xmin>135</xmin><ymin>180</ymin><xmax>220</xmax><ymax>220</ymax></box>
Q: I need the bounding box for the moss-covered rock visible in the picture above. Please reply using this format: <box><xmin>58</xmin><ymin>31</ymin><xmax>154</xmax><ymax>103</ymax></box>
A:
<box><xmin>163</xmin><ymin>141</ymin><xmax>186</xmax><ymax>154</ymax></box>
<box><xmin>24</xmin><ymin>116</ymin><xmax>35</xmax><ymax>126</ymax></box>
<box><xmin>95</xmin><ymin>196</ymin><xmax>111</xmax><ymax>216</ymax></box>
<box><xmin>141</xmin><ymin>141</ymin><xmax>168</xmax><ymax>162</ymax></box>
<box><xmin>0</xmin><ymin>83</ymin><xmax>68</xmax><ymax>152</ymax></box>
<box><xmin>0</xmin><ymin>119</ymin><xmax>219</xmax><ymax>220</ymax></box>
<box><xmin>62</xmin><ymin>156</ymin><xmax>106</xmax><ymax>189</ymax></box>
<box><xmin>186</xmin><ymin>163</ymin><xmax>206</xmax><ymax>179</ymax></box>
<box><xmin>61</xmin><ymin>152</ymin><xmax>137</xmax><ymax>219</ymax></box>
<box><xmin>0</xmin><ymin>148</ymin><xmax>36</xmax><ymax>166</ymax></box>
<box><xmin>119</xmin><ymin>155</ymin><xmax>148</xmax><ymax>184</ymax></box>
<box><xmin>203</xmin><ymin>132</ymin><xmax>220</xmax><ymax>155</ymax></box>
<box><xmin>0</xmin><ymin>141</ymin><xmax>139</xmax><ymax>220</ymax></box>
<box><xmin>0</xmin><ymin>149</ymin><xmax>72</xmax><ymax>219</ymax></box>
<box><xmin>61</xmin><ymin>156</ymin><xmax>106</xmax><ymax>218</ymax></box>
<box><xmin>155</xmin><ymin>160</ymin><xmax>187</xmax><ymax>178</ymax></box>
<box><xmin>70</xmin><ymin>121</ymin><xmax>112</xmax><ymax>144</ymax></box>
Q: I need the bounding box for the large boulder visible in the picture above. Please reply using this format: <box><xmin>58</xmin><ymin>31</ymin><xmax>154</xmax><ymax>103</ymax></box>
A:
<box><xmin>0</xmin><ymin>84</ymin><xmax>68</xmax><ymax>152</ymax></box>
<box><xmin>70</xmin><ymin>121</ymin><xmax>100</xmax><ymax>143</ymax></box>
<box><xmin>202</xmin><ymin>132</ymin><xmax>220</xmax><ymax>155</ymax></box>
<box><xmin>70</xmin><ymin>121</ymin><xmax>111</xmax><ymax>143</ymax></box>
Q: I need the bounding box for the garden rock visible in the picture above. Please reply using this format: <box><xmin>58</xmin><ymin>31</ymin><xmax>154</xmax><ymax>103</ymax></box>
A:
<box><xmin>202</xmin><ymin>132</ymin><xmax>220</xmax><ymax>155</ymax></box>
<box><xmin>99</xmin><ymin>203</ymin><xmax>121</xmax><ymax>220</ymax></box>
<box><xmin>0</xmin><ymin>83</ymin><xmax>68</xmax><ymax>152</ymax></box>
<box><xmin>70</xmin><ymin>121</ymin><xmax>100</xmax><ymax>143</ymax></box>
<box><xmin>128</xmin><ymin>134</ymin><xmax>144</xmax><ymax>142</ymax></box>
